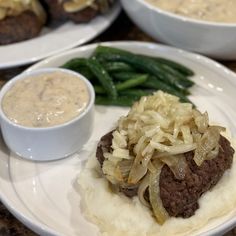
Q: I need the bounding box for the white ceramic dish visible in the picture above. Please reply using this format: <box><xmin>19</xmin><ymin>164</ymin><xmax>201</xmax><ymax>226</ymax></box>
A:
<box><xmin>1</xmin><ymin>42</ymin><xmax>236</xmax><ymax>236</ymax></box>
<box><xmin>121</xmin><ymin>0</ymin><xmax>236</xmax><ymax>60</ymax></box>
<box><xmin>0</xmin><ymin>68</ymin><xmax>95</xmax><ymax>161</ymax></box>
<box><xmin>0</xmin><ymin>2</ymin><xmax>120</xmax><ymax>69</ymax></box>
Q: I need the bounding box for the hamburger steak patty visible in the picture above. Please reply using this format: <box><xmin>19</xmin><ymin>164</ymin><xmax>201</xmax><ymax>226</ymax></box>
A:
<box><xmin>160</xmin><ymin>135</ymin><xmax>234</xmax><ymax>218</ymax></box>
<box><xmin>96</xmin><ymin>132</ymin><xmax>235</xmax><ymax>218</ymax></box>
<box><xmin>40</xmin><ymin>0</ymin><xmax>67</xmax><ymax>24</ymax></box>
<box><xmin>42</xmin><ymin>0</ymin><xmax>102</xmax><ymax>24</ymax></box>
<box><xmin>0</xmin><ymin>11</ymin><xmax>43</xmax><ymax>45</ymax></box>
<box><xmin>96</xmin><ymin>131</ymin><xmax>113</xmax><ymax>167</ymax></box>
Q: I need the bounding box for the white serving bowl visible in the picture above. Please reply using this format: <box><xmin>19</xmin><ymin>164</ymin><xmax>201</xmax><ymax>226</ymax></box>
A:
<box><xmin>0</xmin><ymin>68</ymin><xmax>95</xmax><ymax>161</ymax></box>
<box><xmin>121</xmin><ymin>0</ymin><xmax>236</xmax><ymax>60</ymax></box>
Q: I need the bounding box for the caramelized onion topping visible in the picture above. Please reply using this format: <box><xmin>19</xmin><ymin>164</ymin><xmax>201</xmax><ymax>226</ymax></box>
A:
<box><xmin>100</xmin><ymin>91</ymin><xmax>225</xmax><ymax>224</ymax></box>
<box><xmin>149</xmin><ymin>162</ymin><xmax>169</xmax><ymax>224</ymax></box>
<box><xmin>0</xmin><ymin>0</ymin><xmax>46</xmax><ymax>23</ymax></box>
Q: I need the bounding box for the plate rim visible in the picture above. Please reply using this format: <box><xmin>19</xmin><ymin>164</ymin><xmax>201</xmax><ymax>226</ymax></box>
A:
<box><xmin>1</xmin><ymin>41</ymin><xmax>236</xmax><ymax>236</ymax></box>
<box><xmin>0</xmin><ymin>157</ymin><xmax>59</xmax><ymax>236</ymax></box>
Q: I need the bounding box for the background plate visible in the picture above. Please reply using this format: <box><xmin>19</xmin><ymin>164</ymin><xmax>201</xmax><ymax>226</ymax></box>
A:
<box><xmin>1</xmin><ymin>42</ymin><xmax>236</xmax><ymax>236</ymax></box>
<box><xmin>0</xmin><ymin>2</ymin><xmax>120</xmax><ymax>69</ymax></box>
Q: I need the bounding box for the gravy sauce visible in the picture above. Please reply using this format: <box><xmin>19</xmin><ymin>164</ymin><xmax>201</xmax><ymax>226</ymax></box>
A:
<box><xmin>146</xmin><ymin>0</ymin><xmax>236</xmax><ymax>23</ymax></box>
<box><xmin>2</xmin><ymin>71</ymin><xmax>90</xmax><ymax>128</ymax></box>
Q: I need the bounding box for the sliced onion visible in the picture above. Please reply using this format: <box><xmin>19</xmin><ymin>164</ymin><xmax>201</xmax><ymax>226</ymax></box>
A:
<box><xmin>116</xmin><ymin>159</ymin><xmax>133</xmax><ymax>182</ymax></box>
<box><xmin>205</xmin><ymin>145</ymin><xmax>219</xmax><ymax>161</ymax></box>
<box><xmin>141</xmin><ymin>149</ymin><xmax>154</xmax><ymax>168</ymax></box>
<box><xmin>128</xmin><ymin>154</ymin><xmax>147</xmax><ymax>184</ymax></box>
<box><xmin>149</xmin><ymin>162</ymin><xmax>169</xmax><ymax>225</ymax></box>
<box><xmin>138</xmin><ymin>172</ymin><xmax>150</xmax><ymax>207</ymax></box>
<box><xmin>192</xmin><ymin>131</ymin><xmax>201</xmax><ymax>143</ymax></box>
<box><xmin>193</xmin><ymin>110</ymin><xmax>209</xmax><ymax>133</ymax></box>
<box><xmin>194</xmin><ymin>126</ymin><xmax>225</xmax><ymax>166</ymax></box>
<box><xmin>181</xmin><ymin>125</ymin><xmax>193</xmax><ymax>144</ymax></box>
<box><xmin>147</xmin><ymin>160</ymin><xmax>157</xmax><ymax>174</ymax></box>
<box><xmin>150</xmin><ymin>141</ymin><xmax>196</xmax><ymax>155</ymax></box>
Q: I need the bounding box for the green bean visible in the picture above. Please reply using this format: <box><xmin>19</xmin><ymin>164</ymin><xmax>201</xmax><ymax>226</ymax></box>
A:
<box><xmin>103</xmin><ymin>62</ymin><xmax>135</xmax><ymax>72</ymax></box>
<box><xmin>143</xmin><ymin>76</ymin><xmax>191</xmax><ymax>103</ymax></box>
<box><xmin>94</xmin><ymin>45</ymin><xmax>194</xmax><ymax>75</ymax></box>
<box><xmin>61</xmin><ymin>58</ymin><xmax>87</xmax><ymax>69</ymax></box>
<box><xmin>94</xmin><ymin>46</ymin><xmax>188</xmax><ymax>93</ymax></box>
<box><xmin>94</xmin><ymin>75</ymin><xmax>148</xmax><ymax>94</ymax></box>
<box><xmin>95</xmin><ymin>96</ymin><xmax>137</xmax><ymax>107</ymax></box>
<box><xmin>61</xmin><ymin>46</ymin><xmax>195</xmax><ymax>107</ymax></box>
<box><xmin>113</xmin><ymin>72</ymin><xmax>189</xmax><ymax>95</ymax></box>
<box><xmin>86</xmin><ymin>57</ymin><xmax>117</xmax><ymax>99</ymax></box>
<box><xmin>153</xmin><ymin>58</ymin><xmax>194</xmax><ymax>76</ymax></box>
<box><xmin>158</xmin><ymin>64</ymin><xmax>194</xmax><ymax>88</ymax></box>
<box><xmin>95</xmin><ymin>46</ymin><xmax>194</xmax><ymax>76</ymax></box>
<box><xmin>61</xmin><ymin>58</ymin><xmax>95</xmax><ymax>81</ymax></box>
<box><xmin>112</xmin><ymin>72</ymin><xmax>146</xmax><ymax>81</ymax></box>
<box><xmin>94</xmin><ymin>45</ymin><xmax>128</xmax><ymax>55</ymax></box>
<box><xmin>116</xmin><ymin>75</ymin><xmax>148</xmax><ymax>91</ymax></box>
<box><xmin>94</xmin><ymin>85</ymin><xmax>105</xmax><ymax>94</ymax></box>
<box><xmin>71</xmin><ymin>66</ymin><xmax>95</xmax><ymax>81</ymax></box>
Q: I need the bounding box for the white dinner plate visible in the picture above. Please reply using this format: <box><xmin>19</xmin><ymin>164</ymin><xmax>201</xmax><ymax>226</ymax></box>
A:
<box><xmin>1</xmin><ymin>42</ymin><xmax>236</xmax><ymax>236</ymax></box>
<box><xmin>0</xmin><ymin>2</ymin><xmax>120</xmax><ymax>69</ymax></box>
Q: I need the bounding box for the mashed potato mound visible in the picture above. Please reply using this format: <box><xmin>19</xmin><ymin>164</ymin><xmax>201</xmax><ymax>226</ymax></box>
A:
<box><xmin>78</xmin><ymin>137</ymin><xmax>236</xmax><ymax>236</ymax></box>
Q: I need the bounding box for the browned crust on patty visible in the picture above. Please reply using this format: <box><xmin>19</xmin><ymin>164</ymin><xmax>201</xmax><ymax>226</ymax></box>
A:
<box><xmin>40</xmin><ymin>0</ymin><xmax>67</xmax><ymax>24</ymax></box>
<box><xmin>160</xmin><ymin>135</ymin><xmax>234</xmax><ymax>218</ymax></box>
<box><xmin>0</xmin><ymin>10</ymin><xmax>43</xmax><ymax>45</ymax></box>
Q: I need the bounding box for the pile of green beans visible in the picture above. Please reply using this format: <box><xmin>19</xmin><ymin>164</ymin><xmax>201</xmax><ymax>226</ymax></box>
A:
<box><xmin>61</xmin><ymin>46</ymin><xmax>195</xmax><ymax>106</ymax></box>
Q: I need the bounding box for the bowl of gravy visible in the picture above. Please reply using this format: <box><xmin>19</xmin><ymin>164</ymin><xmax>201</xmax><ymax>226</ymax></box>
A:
<box><xmin>0</xmin><ymin>68</ymin><xmax>95</xmax><ymax>161</ymax></box>
<box><xmin>121</xmin><ymin>0</ymin><xmax>236</xmax><ymax>59</ymax></box>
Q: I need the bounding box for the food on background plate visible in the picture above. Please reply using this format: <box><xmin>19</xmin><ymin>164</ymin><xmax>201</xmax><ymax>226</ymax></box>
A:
<box><xmin>0</xmin><ymin>0</ymin><xmax>116</xmax><ymax>45</ymax></box>
<box><xmin>78</xmin><ymin>91</ymin><xmax>236</xmax><ymax>236</ymax></box>
<box><xmin>0</xmin><ymin>0</ymin><xmax>46</xmax><ymax>45</ymax></box>
<box><xmin>41</xmin><ymin>0</ymin><xmax>115</xmax><ymax>24</ymax></box>
<box><xmin>62</xmin><ymin>46</ymin><xmax>195</xmax><ymax>106</ymax></box>
<box><xmin>2</xmin><ymin>70</ymin><xmax>90</xmax><ymax>127</ymax></box>
<box><xmin>145</xmin><ymin>0</ymin><xmax>236</xmax><ymax>23</ymax></box>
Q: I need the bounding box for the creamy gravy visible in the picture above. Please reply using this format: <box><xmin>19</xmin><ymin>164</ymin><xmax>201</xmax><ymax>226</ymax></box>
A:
<box><xmin>146</xmin><ymin>0</ymin><xmax>236</xmax><ymax>23</ymax></box>
<box><xmin>2</xmin><ymin>71</ymin><xmax>90</xmax><ymax>128</ymax></box>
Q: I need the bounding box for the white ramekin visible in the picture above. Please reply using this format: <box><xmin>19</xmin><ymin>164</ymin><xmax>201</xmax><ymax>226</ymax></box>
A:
<box><xmin>0</xmin><ymin>68</ymin><xmax>95</xmax><ymax>161</ymax></box>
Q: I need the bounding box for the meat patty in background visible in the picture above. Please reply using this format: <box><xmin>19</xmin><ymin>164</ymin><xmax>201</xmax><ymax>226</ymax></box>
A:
<box><xmin>40</xmin><ymin>0</ymin><xmax>67</xmax><ymax>24</ymax></box>
<box><xmin>0</xmin><ymin>11</ymin><xmax>44</xmax><ymax>45</ymax></box>
<box><xmin>0</xmin><ymin>0</ymin><xmax>115</xmax><ymax>45</ymax></box>
<box><xmin>0</xmin><ymin>0</ymin><xmax>46</xmax><ymax>45</ymax></box>
<box><xmin>41</xmin><ymin>0</ymin><xmax>115</xmax><ymax>25</ymax></box>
